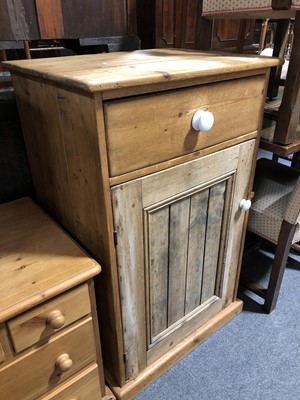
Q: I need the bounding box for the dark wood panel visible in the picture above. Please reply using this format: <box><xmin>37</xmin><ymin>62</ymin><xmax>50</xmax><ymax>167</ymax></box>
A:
<box><xmin>137</xmin><ymin>0</ymin><xmax>207</xmax><ymax>50</ymax></box>
<box><xmin>1</xmin><ymin>0</ymin><xmax>136</xmax><ymax>42</ymax></box>
<box><xmin>180</xmin><ymin>0</ymin><xmax>201</xmax><ymax>48</ymax></box>
<box><xmin>0</xmin><ymin>0</ymin><xmax>39</xmax><ymax>41</ymax></box>
<box><xmin>212</xmin><ymin>19</ymin><xmax>256</xmax><ymax>51</ymax></box>
<box><xmin>61</xmin><ymin>0</ymin><xmax>128</xmax><ymax>38</ymax></box>
<box><xmin>157</xmin><ymin>0</ymin><xmax>175</xmax><ymax>47</ymax></box>
<box><xmin>0</xmin><ymin>1</ymin><xmax>14</xmax><ymax>40</ymax></box>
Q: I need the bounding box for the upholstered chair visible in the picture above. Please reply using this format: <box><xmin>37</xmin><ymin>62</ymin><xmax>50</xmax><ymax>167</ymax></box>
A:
<box><xmin>242</xmin><ymin>158</ymin><xmax>300</xmax><ymax>313</ymax></box>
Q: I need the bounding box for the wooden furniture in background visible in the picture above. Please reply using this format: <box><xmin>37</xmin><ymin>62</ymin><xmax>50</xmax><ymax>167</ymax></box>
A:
<box><xmin>137</xmin><ymin>0</ymin><xmax>256</xmax><ymax>52</ymax></box>
<box><xmin>198</xmin><ymin>18</ymin><xmax>257</xmax><ymax>53</ymax></box>
<box><xmin>0</xmin><ymin>198</ymin><xmax>114</xmax><ymax>400</ymax></box>
<box><xmin>0</xmin><ymin>0</ymin><xmax>138</xmax><ymax>52</ymax></box>
<box><xmin>202</xmin><ymin>1</ymin><xmax>300</xmax><ymax>146</ymax></box>
<box><xmin>241</xmin><ymin>158</ymin><xmax>300</xmax><ymax>312</ymax></box>
<box><xmin>137</xmin><ymin>0</ymin><xmax>202</xmax><ymax>49</ymax></box>
<box><xmin>4</xmin><ymin>49</ymin><xmax>280</xmax><ymax>399</ymax></box>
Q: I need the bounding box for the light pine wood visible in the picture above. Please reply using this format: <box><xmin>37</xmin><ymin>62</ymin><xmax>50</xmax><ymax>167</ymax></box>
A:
<box><xmin>0</xmin><ymin>319</ymin><xmax>96</xmax><ymax>400</ymax></box>
<box><xmin>167</xmin><ymin>198</ymin><xmax>190</xmax><ymax>326</ymax></box>
<box><xmin>112</xmin><ymin>143</ymin><xmax>250</xmax><ymax>370</ymax></box>
<box><xmin>112</xmin><ymin>181</ymin><xmax>147</xmax><ymax>380</ymax></box>
<box><xmin>4</xmin><ymin>50</ymin><xmax>279</xmax><ymax>397</ymax></box>
<box><xmin>0</xmin><ymin>198</ymin><xmax>109</xmax><ymax>399</ymax></box>
<box><xmin>105</xmin><ymin>75</ymin><xmax>266</xmax><ymax>176</ymax></box>
<box><xmin>201</xmin><ymin>181</ymin><xmax>227</xmax><ymax>303</ymax></box>
<box><xmin>0</xmin><ymin>198</ymin><xmax>100</xmax><ymax>323</ymax></box>
<box><xmin>12</xmin><ymin>74</ymin><xmax>125</xmax><ymax>385</ymax></box>
<box><xmin>225</xmin><ymin>140</ymin><xmax>257</xmax><ymax>304</ymax></box>
<box><xmin>148</xmin><ymin>208</ymin><xmax>169</xmax><ymax>339</ymax></box>
<box><xmin>109</xmin><ymin>131</ymin><xmax>258</xmax><ymax>186</ymax></box>
<box><xmin>141</xmin><ymin>144</ymin><xmax>239</xmax><ymax>207</ymax></box>
<box><xmin>184</xmin><ymin>190</ymin><xmax>209</xmax><ymax>314</ymax></box>
<box><xmin>39</xmin><ymin>364</ymin><xmax>101</xmax><ymax>400</ymax></box>
<box><xmin>93</xmin><ymin>93</ymin><xmax>126</xmax><ymax>386</ymax></box>
<box><xmin>107</xmin><ymin>300</ymin><xmax>243</xmax><ymax>400</ymax></box>
<box><xmin>3</xmin><ymin>49</ymin><xmax>281</xmax><ymax>93</ymax></box>
<box><xmin>102</xmin><ymin>69</ymin><xmax>271</xmax><ymax>101</ymax></box>
<box><xmin>0</xmin><ymin>324</ymin><xmax>13</xmax><ymax>366</ymax></box>
<box><xmin>147</xmin><ymin>296</ymin><xmax>223</xmax><ymax>365</ymax></box>
<box><xmin>8</xmin><ymin>284</ymin><xmax>91</xmax><ymax>353</ymax></box>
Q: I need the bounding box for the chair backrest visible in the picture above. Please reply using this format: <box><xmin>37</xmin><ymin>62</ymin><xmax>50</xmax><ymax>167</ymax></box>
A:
<box><xmin>284</xmin><ymin>175</ymin><xmax>300</xmax><ymax>225</ymax></box>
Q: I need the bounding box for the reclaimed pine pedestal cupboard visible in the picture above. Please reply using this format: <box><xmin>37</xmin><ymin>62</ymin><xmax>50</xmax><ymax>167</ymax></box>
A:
<box><xmin>0</xmin><ymin>197</ymin><xmax>113</xmax><ymax>400</ymax></box>
<box><xmin>4</xmin><ymin>49</ymin><xmax>281</xmax><ymax>399</ymax></box>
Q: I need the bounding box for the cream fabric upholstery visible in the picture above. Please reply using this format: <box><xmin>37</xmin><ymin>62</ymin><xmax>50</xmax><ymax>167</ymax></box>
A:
<box><xmin>285</xmin><ymin>177</ymin><xmax>300</xmax><ymax>225</ymax></box>
<box><xmin>248</xmin><ymin>158</ymin><xmax>300</xmax><ymax>244</ymax></box>
<box><xmin>202</xmin><ymin>0</ymin><xmax>300</xmax><ymax>17</ymax></box>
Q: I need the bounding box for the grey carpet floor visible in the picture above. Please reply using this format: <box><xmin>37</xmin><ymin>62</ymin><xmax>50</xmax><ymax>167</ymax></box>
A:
<box><xmin>134</xmin><ymin>243</ymin><xmax>300</xmax><ymax>400</ymax></box>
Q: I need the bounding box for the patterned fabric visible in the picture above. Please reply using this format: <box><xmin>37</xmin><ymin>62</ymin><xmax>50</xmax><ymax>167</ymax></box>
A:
<box><xmin>202</xmin><ymin>0</ymin><xmax>272</xmax><ymax>16</ymax></box>
<box><xmin>202</xmin><ymin>0</ymin><xmax>300</xmax><ymax>16</ymax></box>
<box><xmin>285</xmin><ymin>177</ymin><xmax>300</xmax><ymax>224</ymax></box>
<box><xmin>248</xmin><ymin>159</ymin><xmax>300</xmax><ymax>244</ymax></box>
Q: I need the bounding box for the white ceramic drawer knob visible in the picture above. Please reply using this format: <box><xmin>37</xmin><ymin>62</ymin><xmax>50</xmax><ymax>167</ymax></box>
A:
<box><xmin>192</xmin><ymin>110</ymin><xmax>214</xmax><ymax>132</ymax></box>
<box><xmin>56</xmin><ymin>353</ymin><xmax>73</xmax><ymax>372</ymax></box>
<box><xmin>240</xmin><ymin>199</ymin><xmax>252</xmax><ymax>211</ymax></box>
<box><xmin>47</xmin><ymin>310</ymin><xmax>65</xmax><ymax>329</ymax></box>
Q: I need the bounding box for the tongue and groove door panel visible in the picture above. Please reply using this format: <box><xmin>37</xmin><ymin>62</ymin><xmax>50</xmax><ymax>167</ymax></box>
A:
<box><xmin>112</xmin><ymin>140</ymin><xmax>255</xmax><ymax>379</ymax></box>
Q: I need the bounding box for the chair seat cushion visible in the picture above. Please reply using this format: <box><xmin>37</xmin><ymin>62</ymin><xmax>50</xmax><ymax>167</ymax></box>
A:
<box><xmin>248</xmin><ymin>158</ymin><xmax>300</xmax><ymax>243</ymax></box>
<box><xmin>202</xmin><ymin>0</ymin><xmax>300</xmax><ymax>18</ymax></box>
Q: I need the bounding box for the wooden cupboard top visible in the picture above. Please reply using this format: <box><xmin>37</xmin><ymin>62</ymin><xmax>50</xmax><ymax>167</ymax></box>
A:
<box><xmin>3</xmin><ymin>48</ymin><xmax>282</xmax><ymax>94</ymax></box>
<box><xmin>0</xmin><ymin>197</ymin><xmax>101</xmax><ymax>323</ymax></box>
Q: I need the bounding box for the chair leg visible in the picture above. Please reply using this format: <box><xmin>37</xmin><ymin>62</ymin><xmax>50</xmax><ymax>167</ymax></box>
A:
<box><xmin>264</xmin><ymin>220</ymin><xmax>296</xmax><ymax>313</ymax></box>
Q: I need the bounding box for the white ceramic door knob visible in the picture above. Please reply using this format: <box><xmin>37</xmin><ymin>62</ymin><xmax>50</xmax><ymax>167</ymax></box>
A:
<box><xmin>192</xmin><ymin>110</ymin><xmax>214</xmax><ymax>132</ymax></box>
<box><xmin>239</xmin><ymin>199</ymin><xmax>252</xmax><ymax>211</ymax></box>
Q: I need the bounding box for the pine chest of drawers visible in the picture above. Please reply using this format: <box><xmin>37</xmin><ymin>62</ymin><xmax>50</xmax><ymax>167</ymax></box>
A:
<box><xmin>4</xmin><ymin>49</ymin><xmax>281</xmax><ymax>399</ymax></box>
<box><xmin>0</xmin><ymin>198</ymin><xmax>113</xmax><ymax>400</ymax></box>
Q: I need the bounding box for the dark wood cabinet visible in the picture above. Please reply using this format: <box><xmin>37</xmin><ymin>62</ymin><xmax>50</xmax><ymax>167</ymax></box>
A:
<box><xmin>137</xmin><ymin>0</ymin><xmax>202</xmax><ymax>49</ymax></box>
<box><xmin>137</xmin><ymin>0</ymin><xmax>256</xmax><ymax>52</ymax></box>
<box><xmin>206</xmin><ymin>19</ymin><xmax>256</xmax><ymax>53</ymax></box>
<box><xmin>0</xmin><ymin>0</ymin><xmax>138</xmax><ymax>51</ymax></box>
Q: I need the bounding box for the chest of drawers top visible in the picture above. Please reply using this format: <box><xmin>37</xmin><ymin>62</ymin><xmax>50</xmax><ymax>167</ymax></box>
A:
<box><xmin>0</xmin><ymin>197</ymin><xmax>101</xmax><ymax>323</ymax></box>
<box><xmin>4</xmin><ymin>48</ymin><xmax>281</xmax><ymax>97</ymax></box>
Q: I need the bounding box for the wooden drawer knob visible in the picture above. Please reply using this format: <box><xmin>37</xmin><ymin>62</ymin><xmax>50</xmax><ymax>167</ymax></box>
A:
<box><xmin>47</xmin><ymin>310</ymin><xmax>65</xmax><ymax>329</ymax></box>
<box><xmin>55</xmin><ymin>353</ymin><xmax>73</xmax><ymax>372</ymax></box>
<box><xmin>192</xmin><ymin>110</ymin><xmax>214</xmax><ymax>132</ymax></box>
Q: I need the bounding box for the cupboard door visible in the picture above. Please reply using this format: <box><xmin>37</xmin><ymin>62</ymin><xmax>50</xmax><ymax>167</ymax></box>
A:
<box><xmin>112</xmin><ymin>140</ymin><xmax>255</xmax><ymax>380</ymax></box>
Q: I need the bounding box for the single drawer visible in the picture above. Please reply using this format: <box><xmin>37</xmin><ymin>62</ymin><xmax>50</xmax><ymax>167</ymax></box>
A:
<box><xmin>8</xmin><ymin>284</ymin><xmax>91</xmax><ymax>353</ymax></box>
<box><xmin>0</xmin><ymin>318</ymin><xmax>96</xmax><ymax>400</ymax></box>
<box><xmin>104</xmin><ymin>75</ymin><xmax>265</xmax><ymax>177</ymax></box>
<box><xmin>40</xmin><ymin>364</ymin><xmax>101</xmax><ymax>400</ymax></box>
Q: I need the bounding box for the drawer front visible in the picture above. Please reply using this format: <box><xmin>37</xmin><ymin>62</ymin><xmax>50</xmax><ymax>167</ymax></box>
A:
<box><xmin>40</xmin><ymin>364</ymin><xmax>101</xmax><ymax>400</ymax></box>
<box><xmin>8</xmin><ymin>284</ymin><xmax>91</xmax><ymax>353</ymax></box>
<box><xmin>105</xmin><ymin>75</ymin><xmax>265</xmax><ymax>177</ymax></box>
<box><xmin>0</xmin><ymin>318</ymin><xmax>96</xmax><ymax>400</ymax></box>
<box><xmin>0</xmin><ymin>323</ymin><xmax>13</xmax><ymax>366</ymax></box>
